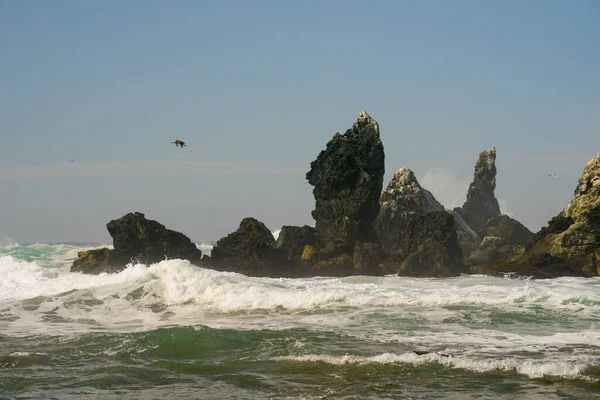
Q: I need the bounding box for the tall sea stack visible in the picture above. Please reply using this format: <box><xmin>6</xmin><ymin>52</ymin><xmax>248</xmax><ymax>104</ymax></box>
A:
<box><xmin>306</xmin><ymin>111</ymin><xmax>385</xmax><ymax>252</ymax></box>
<box><xmin>454</xmin><ymin>148</ymin><xmax>501</xmax><ymax>237</ymax></box>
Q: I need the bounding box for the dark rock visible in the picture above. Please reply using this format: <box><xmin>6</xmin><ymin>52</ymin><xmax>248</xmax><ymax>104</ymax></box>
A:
<box><xmin>275</xmin><ymin>225</ymin><xmax>322</xmax><ymax>260</ymax></box>
<box><xmin>448</xmin><ymin>209</ymin><xmax>481</xmax><ymax>259</ymax></box>
<box><xmin>467</xmin><ymin>236</ymin><xmax>523</xmax><ymax>266</ymax></box>
<box><xmin>454</xmin><ymin>149</ymin><xmax>501</xmax><ymax>237</ymax></box>
<box><xmin>353</xmin><ymin>242</ymin><xmax>386</xmax><ymax>276</ymax></box>
<box><xmin>306</xmin><ymin>110</ymin><xmax>385</xmax><ymax>250</ymax></box>
<box><xmin>313</xmin><ymin>254</ymin><xmax>354</xmax><ymax>277</ymax></box>
<box><xmin>71</xmin><ymin>248</ymin><xmax>114</xmax><ymax>275</ymax></box>
<box><xmin>484</xmin><ymin>215</ymin><xmax>532</xmax><ymax>245</ymax></box>
<box><xmin>105</xmin><ymin>212</ymin><xmax>203</xmax><ymax>268</ymax></box>
<box><xmin>208</xmin><ymin>217</ymin><xmax>291</xmax><ymax>277</ymax></box>
<box><xmin>381</xmin><ymin>212</ymin><xmax>466</xmax><ymax>277</ymax></box>
<box><xmin>375</xmin><ymin>168</ymin><xmax>465</xmax><ymax>277</ymax></box>
<box><xmin>70</xmin><ymin>212</ymin><xmax>203</xmax><ymax>274</ymax></box>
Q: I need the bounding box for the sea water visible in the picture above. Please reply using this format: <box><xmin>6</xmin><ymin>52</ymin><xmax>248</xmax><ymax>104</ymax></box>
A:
<box><xmin>1</xmin><ymin>243</ymin><xmax>599</xmax><ymax>399</ymax></box>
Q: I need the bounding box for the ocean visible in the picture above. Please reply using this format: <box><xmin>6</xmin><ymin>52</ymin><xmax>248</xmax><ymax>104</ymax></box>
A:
<box><xmin>1</xmin><ymin>243</ymin><xmax>599</xmax><ymax>399</ymax></box>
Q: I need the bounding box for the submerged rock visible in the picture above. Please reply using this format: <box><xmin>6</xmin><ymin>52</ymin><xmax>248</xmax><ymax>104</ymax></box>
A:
<box><xmin>375</xmin><ymin>168</ymin><xmax>465</xmax><ymax>277</ymax></box>
<box><xmin>70</xmin><ymin>212</ymin><xmax>203</xmax><ymax>274</ymax></box>
<box><xmin>306</xmin><ymin>110</ymin><xmax>385</xmax><ymax>251</ymax></box>
<box><xmin>454</xmin><ymin>149</ymin><xmax>501</xmax><ymax>237</ymax></box>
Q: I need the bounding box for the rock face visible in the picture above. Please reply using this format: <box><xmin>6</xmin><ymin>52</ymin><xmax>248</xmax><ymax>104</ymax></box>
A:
<box><xmin>448</xmin><ymin>209</ymin><xmax>481</xmax><ymax>259</ymax></box>
<box><xmin>484</xmin><ymin>215</ymin><xmax>532</xmax><ymax>246</ymax></box>
<box><xmin>306</xmin><ymin>111</ymin><xmax>385</xmax><ymax>251</ymax></box>
<box><xmin>208</xmin><ymin>217</ymin><xmax>290</xmax><ymax>277</ymax></box>
<box><xmin>454</xmin><ymin>149</ymin><xmax>501</xmax><ymax>237</ymax></box>
<box><xmin>71</xmin><ymin>248</ymin><xmax>114</xmax><ymax>274</ymax></box>
<box><xmin>466</xmin><ymin>215</ymin><xmax>532</xmax><ymax>266</ymax></box>
<box><xmin>523</xmin><ymin>152</ymin><xmax>600</xmax><ymax>276</ymax></box>
<box><xmin>275</xmin><ymin>225</ymin><xmax>322</xmax><ymax>275</ymax></box>
<box><xmin>70</xmin><ymin>212</ymin><xmax>203</xmax><ymax>274</ymax></box>
<box><xmin>375</xmin><ymin>168</ymin><xmax>466</xmax><ymax>277</ymax></box>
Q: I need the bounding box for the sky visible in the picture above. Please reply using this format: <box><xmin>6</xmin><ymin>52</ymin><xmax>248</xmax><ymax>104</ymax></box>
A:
<box><xmin>1</xmin><ymin>0</ymin><xmax>599</xmax><ymax>243</ymax></box>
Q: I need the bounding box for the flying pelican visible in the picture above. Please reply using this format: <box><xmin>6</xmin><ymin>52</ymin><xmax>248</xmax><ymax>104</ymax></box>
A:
<box><xmin>171</xmin><ymin>140</ymin><xmax>186</xmax><ymax>148</ymax></box>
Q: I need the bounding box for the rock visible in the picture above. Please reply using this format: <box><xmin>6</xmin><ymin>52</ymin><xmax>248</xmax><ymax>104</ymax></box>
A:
<box><xmin>70</xmin><ymin>212</ymin><xmax>203</xmax><ymax>274</ymax></box>
<box><xmin>484</xmin><ymin>215</ymin><xmax>532</xmax><ymax>245</ymax></box>
<box><xmin>71</xmin><ymin>248</ymin><xmax>114</xmax><ymax>275</ymax></box>
<box><xmin>447</xmin><ymin>209</ymin><xmax>481</xmax><ymax>259</ymax></box>
<box><xmin>522</xmin><ymin>152</ymin><xmax>600</xmax><ymax>276</ymax></box>
<box><xmin>207</xmin><ymin>217</ymin><xmax>291</xmax><ymax>277</ymax></box>
<box><xmin>353</xmin><ymin>242</ymin><xmax>385</xmax><ymax>276</ymax></box>
<box><xmin>454</xmin><ymin>149</ymin><xmax>501</xmax><ymax>236</ymax></box>
<box><xmin>313</xmin><ymin>254</ymin><xmax>354</xmax><ymax>276</ymax></box>
<box><xmin>306</xmin><ymin>110</ymin><xmax>385</xmax><ymax>250</ymax></box>
<box><xmin>381</xmin><ymin>212</ymin><xmax>466</xmax><ymax>277</ymax></box>
<box><xmin>275</xmin><ymin>225</ymin><xmax>322</xmax><ymax>260</ymax></box>
<box><xmin>467</xmin><ymin>236</ymin><xmax>523</xmax><ymax>266</ymax></box>
<box><xmin>375</xmin><ymin>168</ymin><xmax>465</xmax><ymax>277</ymax></box>
<box><xmin>105</xmin><ymin>212</ymin><xmax>203</xmax><ymax>268</ymax></box>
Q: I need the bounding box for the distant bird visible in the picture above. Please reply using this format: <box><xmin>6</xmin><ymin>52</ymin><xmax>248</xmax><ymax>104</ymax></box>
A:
<box><xmin>491</xmin><ymin>146</ymin><xmax>496</xmax><ymax>151</ymax></box>
<box><xmin>171</xmin><ymin>140</ymin><xmax>186</xmax><ymax>148</ymax></box>
<box><xmin>548</xmin><ymin>173</ymin><xmax>559</xmax><ymax>177</ymax></box>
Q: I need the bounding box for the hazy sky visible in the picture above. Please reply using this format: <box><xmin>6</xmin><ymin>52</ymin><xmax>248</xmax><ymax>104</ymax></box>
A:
<box><xmin>1</xmin><ymin>0</ymin><xmax>599</xmax><ymax>243</ymax></box>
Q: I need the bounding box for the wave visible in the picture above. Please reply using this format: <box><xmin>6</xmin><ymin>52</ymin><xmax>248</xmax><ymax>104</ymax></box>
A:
<box><xmin>278</xmin><ymin>352</ymin><xmax>593</xmax><ymax>380</ymax></box>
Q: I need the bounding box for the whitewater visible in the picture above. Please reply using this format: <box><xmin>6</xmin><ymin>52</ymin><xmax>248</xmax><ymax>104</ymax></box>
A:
<box><xmin>1</xmin><ymin>243</ymin><xmax>599</xmax><ymax>399</ymax></box>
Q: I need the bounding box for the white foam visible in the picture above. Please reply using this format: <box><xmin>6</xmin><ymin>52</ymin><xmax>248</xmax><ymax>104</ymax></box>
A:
<box><xmin>279</xmin><ymin>352</ymin><xmax>590</xmax><ymax>379</ymax></box>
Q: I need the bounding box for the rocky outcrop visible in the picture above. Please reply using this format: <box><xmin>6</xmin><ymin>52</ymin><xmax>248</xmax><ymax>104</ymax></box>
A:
<box><xmin>470</xmin><ymin>152</ymin><xmax>600</xmax><ymax>278</ymax></box>
<box><xmin>70</xmin><ymin>212</ymin><xmax>203</xmax><ymax>274</ymax></box>
<box><xmin>448</xmin><ymin>209</ymin><xmax>481</xmax><ymax>259</ymax></box>
<box><xmin>484</xmin><ymin>215</ymin><xmax>532</xmax><ymax>246</ymax></box>
<box><xmin>466</xmin><ymin>215</ymin><xmax>532</xmax><ymax>267</ymax></box>
<box><xmin>522</xmin><ymin>152</ymin><xmax>600</xmax><ymax>276</ymax></box>
<box><xmin>454</xmin><ymin>149</ymin><xmax>501</xmax><ymax>237</ymax></box>
<box><xmin>306</xmin><ymin>110</ymin><xmax>385</xmax><ymax>251</ymax></box>
<box><xmin>275</xmin><ymin>225</ymin><xmax>322</xmax><ymax>275</ymax></box>
<box><xmin>207</xmin><ymin>218</ymin><xmax>292</xmax><ymax>277</ymax></box>
<box><xmin>375</xmin><ymin>168</ymin><xmax>466</xmax><ymax>277</ymax></box>
<box><xmin>105</xmin><ymin>212</ymin><xmax>203</xmax><ymax>267</ymax></box>
<box><xmin>71</xmin><ymin>248</ymin><xmax>114</xmax><ymax>274</ymax></box>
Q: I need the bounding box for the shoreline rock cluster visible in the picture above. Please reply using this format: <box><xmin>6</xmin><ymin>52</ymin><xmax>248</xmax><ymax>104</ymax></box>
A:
<box><xmin>72</xmin><ymin>112</ymin><xmax>600</xmax><ymax>278</ymax></box>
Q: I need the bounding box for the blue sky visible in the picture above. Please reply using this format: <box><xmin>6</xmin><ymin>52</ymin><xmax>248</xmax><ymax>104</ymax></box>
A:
<box><xmin>1</xmin><ymin>0</ymin><xmax>599</xmax><ymax>243</ymax></box>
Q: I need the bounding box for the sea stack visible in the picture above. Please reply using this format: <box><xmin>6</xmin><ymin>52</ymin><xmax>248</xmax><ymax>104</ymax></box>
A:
<box><xmin>453</xmin><ymin>148</ymin><xmax>501</xmax><ymax>237</ymax></box>
<box><xmin>306</xmin><ymin>110</ymin><xmax>385</xmax><ymax>252</ymax></box>
<box><xmin>375</xmin><ymin>168</ymin><xmax>465</xmax><ymax>277</ymax></box>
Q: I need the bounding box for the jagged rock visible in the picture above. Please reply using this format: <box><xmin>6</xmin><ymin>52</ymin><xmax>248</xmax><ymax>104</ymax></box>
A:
<box><xmin>447</xmin><ymin>209</ymin><xmax>481</xmax><ymax>259</ymax></box>
<box><xmin>484</xmin><ymin>215</ymin><xmax>532</xmax><ymax>245</ymax></box>
<box><xmin>306</xmin><ymin>110</ymin><xmax>385</xmax><ymax>251</ymax></box>
<box><xmin>106</xmin><ymin>212</ymin><xmax>203</xmax><ymax>268</ymax></box>
<box><xmin>71</xmin><ymin>248</ymin><xmax>113</xmax><ymax>274</ymax></box>
<box><xmin>375</xmin><ymin>168</ymin><xmax>465</xmax><ymax>277</ymax></box>
<box><xmin>454</xmin><ymin>149</ymin><xmax>501</xmax><ymax>236</ymax></box>
<box><xmin>207</xmin><ymin>217</ymin><xmax>291</xmax><ymax>277</ymax></box>
<box><xmin>70</xmin><ymin>212</ymin><xmax>203</xmax><ymax>274</ymax></box>
<box><xmin>313</xmin><ymin>254</ymin><xmax>354</xmax><ymax>276</ymax></box>
<box><xmin>379</xmin><ymin>168</ymin><xmax>444</xmax><ymax>215</ymax></box>
<box><xmin>521</xmin><ymin>152</ymin><xmax>600</xmax><ymax>276</ymax></box>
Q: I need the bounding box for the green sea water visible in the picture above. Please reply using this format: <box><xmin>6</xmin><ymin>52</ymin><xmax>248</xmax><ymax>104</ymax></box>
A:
<box><xmin>1</xmin><ymin>244</ymin><xmax>599</xmax><ymax>399</ymax></box>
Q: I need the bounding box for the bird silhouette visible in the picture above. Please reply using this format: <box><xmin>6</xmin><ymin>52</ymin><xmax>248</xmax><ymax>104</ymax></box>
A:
<box><xmin>171</xmin><ymin>140</ymin><xmax>186</xmax><ymax>148</ymax></box>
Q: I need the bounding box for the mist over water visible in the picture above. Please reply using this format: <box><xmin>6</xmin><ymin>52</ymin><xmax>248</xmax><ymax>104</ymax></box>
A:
<box><xmin>1</xmin><ymin>244</ymin><xmax>599</xmax><ymax>399</ymax></box>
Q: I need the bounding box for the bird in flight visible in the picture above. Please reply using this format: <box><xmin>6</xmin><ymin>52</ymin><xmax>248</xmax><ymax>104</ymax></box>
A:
<box><xmin>548</xmin><ymin>173</ymin><xmax>559</xmax><ymax>177</ymax></box>
<box><xmin>171</xmin><ymin>140</ymin><xmax>186</xmax><ymax>148</ymax></box>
